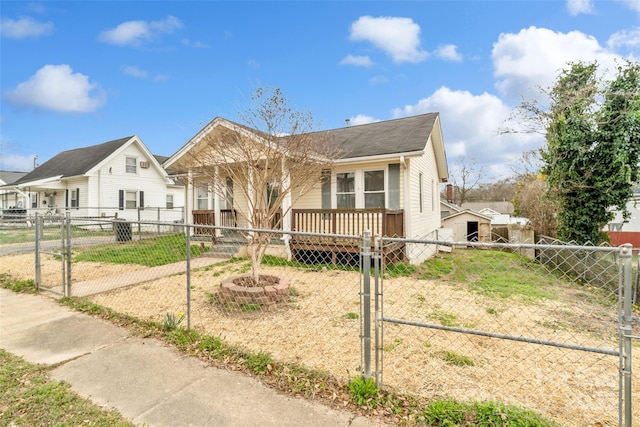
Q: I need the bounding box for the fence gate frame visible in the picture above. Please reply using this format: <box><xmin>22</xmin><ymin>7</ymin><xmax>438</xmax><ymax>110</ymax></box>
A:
<box><xmin>359</xmin><ymin>238</ymin><xmax>635</xmax><ymax>427</ymax></box>
<box><xmin>35</xmin><ymin>212</ymin><xmax>71</xmax><ymax>297</ymax></box>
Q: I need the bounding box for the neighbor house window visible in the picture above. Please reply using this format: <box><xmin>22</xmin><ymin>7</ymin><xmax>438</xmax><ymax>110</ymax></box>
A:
<box><xmin>336</xmin><ymin>172</ymin><xmax>355</xmax><ymax>209</ymax></box>
<box><xmin>364</xmin><ymin>170</ymin><xmax>385</xmax><ymax>209</ymax></box>
<box><xmin>31</xmin><ymin>193</ymin><xmax>38</xmax><ymax>208</ymax></box>
<box><xmin>125</xmin><ymin>191</ymin><xmax>137</xmax><ymax>209</ymax></box>
<box><xmin>166</xmin><ymin>194</ymin><xmax>174</xmax><ymax>209</ymax></box>
<box><xmin>70</xmin><ymin>189</ymin><xmax>79</xmax><ymax>208</ymax></box>
<box><xmin>125</xmin><ymin>157</ymin><xmax>137</xmax><ymax>174</ymax></box>
<box><xmin>196</xmin><ymin>185</ymin><xmax>209</xmax><ymax>210</ymax></box>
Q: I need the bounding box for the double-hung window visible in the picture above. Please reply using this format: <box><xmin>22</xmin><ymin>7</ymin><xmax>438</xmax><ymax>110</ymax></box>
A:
<box><xmin>364</xmin><ymin>170</ymin><xmax>385</xmax><ymax>209</ymax></box>
<box><xmin>196</xmin><ymin>185</ymin><xmax>209</xmax><ymax>210</ymax></box>
<box><xmin>166</xmin><ymin>194</ymin><xmax>174</xmax><ymax>209</ymax></box>
<box><xmin>70</xmin><ymin>189</ymin><xmax>79</xmax><ymax>208</ymax></box>
<box><xmin>125</xmin><ymin>157</ymin><xmax>137</xmax><ymax>174</ymax></box>
<box><xmin>336</xmin><ymin>172</ymin><xmax>355</xmax><ymax>209</ymax></box>
<box><xmin>125</xmin><ymin>191</ymin><xmax>137</xmax><ymax>209</ymax></box>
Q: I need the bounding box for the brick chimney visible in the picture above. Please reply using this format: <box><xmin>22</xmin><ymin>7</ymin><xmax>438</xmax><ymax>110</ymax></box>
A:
<box><xmin>446</xmin><ymin>183</ymin><xmax>453</xmax><ymax>203</ymax></box>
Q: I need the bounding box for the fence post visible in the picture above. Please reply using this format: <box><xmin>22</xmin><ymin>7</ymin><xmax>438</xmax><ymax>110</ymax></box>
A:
<box><xmin>373</xmin><ymin>234</ymin><xmax>383</xmax><ymax>387</ymax></box>
<box><xmin>65</xmin><ymin>213</ymin><xmax>72</xmax><ymax>297</ymax></box>
<box><xmin>620</xmin><ymin>244</ymin><xmax>633</xmax><ymax>427</ymax></box>
<box><xmin>361</xmin><ymin>230</ymin><xmax>372</xmax><ymax>379</ymax></box>
<box><xmin>35</xmin><ymin>213</ymin><xmax>41</xmax><ymax>291</ymax></box>
<box><xmin>186</xmin><ymin>223</ymin><xmax>191</xmax><ymax>330</ymax></box>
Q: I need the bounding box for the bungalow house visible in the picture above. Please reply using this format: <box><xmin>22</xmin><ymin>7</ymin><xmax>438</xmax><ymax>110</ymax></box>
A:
<box><xmin>164</xmin><ymin>112</ymin><xmax>449</xmax><ymax>264</ymax></box>
<box><xmin>0</xmin><ymin>170</ymin><xmax>28</xmax><ymax>211</ymax></box>
<box><xmin>3</xmin><ymin>136</ymin><xmax>184</xmax><ymax>222</ymax></box>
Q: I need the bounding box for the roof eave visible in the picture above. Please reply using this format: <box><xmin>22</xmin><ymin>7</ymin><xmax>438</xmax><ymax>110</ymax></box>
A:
<box><xmin>335</xmin><ymin>150</ymin><xmax>425</xmax><ymax>165</ymax></box>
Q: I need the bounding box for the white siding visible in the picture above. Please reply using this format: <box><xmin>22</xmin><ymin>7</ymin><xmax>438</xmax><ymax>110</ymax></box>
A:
<box><xmin>405</xmin><ymin>137</ymin><xmax>443</xmax><ymax>264</ymax></box>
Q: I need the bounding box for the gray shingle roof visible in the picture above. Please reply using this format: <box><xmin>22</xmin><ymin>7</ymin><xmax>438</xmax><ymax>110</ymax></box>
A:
<box><xmin>0</xmin><ymin>170</ymin><xmax>28</xmax><ymax>185</ymax></box>
<box><xmin>12</xmin><ymin>136</ymin><xmax>133</xmax><ymax>186</ymax></box>
<box><xmin>317</xmin><ymin>112</ymin><xmax>439</xmax><ymax>159</ymax></box>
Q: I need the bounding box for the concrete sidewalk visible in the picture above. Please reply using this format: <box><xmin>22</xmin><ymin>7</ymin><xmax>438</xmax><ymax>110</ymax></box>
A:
<box><xmin>0</xmin><ymin>289</ymin><xmax>378</xmax><ymax>427</ymax></box>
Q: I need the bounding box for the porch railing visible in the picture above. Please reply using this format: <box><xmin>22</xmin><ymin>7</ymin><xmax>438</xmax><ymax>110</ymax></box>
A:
<box><xmin>291</xmin><ymin>209</ymin><xmax>404</xmax><ymax>237</ymax></box>
<box><xmin>193</xmin><ymin>209</ymin><xmax>237</xmax><ymax>234</ymax></box>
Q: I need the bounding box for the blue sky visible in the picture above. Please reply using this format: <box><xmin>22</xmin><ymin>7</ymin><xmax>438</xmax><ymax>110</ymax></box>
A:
<box><xmin>1</xmin><ymin>0</ymin><xmax>639</xmax><ymax>180</ymax></box>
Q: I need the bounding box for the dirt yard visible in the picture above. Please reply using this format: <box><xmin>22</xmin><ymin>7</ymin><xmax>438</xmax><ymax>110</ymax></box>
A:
<box><xmin>2</xmin><ymin>253</ymin><xmax>638</xmax><ymax>426</ymax></box>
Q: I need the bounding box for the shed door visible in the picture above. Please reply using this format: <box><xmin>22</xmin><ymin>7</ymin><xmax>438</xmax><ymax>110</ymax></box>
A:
<box><xmin>467</xmin><ymin>221</ymin><xmax>479</xmax><ymax>242</ymax></box>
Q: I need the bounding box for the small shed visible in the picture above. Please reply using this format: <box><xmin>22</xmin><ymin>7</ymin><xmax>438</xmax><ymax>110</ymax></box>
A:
<box><xmin>441</xmin><ymin>209</ymin><xmax>492</xmax><ymax>243</ymax></box>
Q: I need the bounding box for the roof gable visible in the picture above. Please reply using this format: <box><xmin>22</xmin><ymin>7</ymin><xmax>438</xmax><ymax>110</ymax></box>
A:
<box><xmin>13</xmin><ymin>136</ymin><xmax>134</xmax><ymax>186</ymax></box>
<box><xmin>165</xmin><ymin>113</ymin><xmax>449</xmax><ymax>183</ymax></box>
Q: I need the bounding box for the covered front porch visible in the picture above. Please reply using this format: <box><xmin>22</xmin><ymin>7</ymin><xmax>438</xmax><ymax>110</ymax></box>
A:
<box><xmin>192</xmin><ymin>207</ymin><xmax>405</xmax><ymax>264</ymax></box>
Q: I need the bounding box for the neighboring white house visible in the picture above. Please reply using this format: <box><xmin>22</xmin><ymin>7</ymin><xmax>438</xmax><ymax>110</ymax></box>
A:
<box><xmin>609</xmin><ymin>186</ymin><xmax>640</xmax><ymax>232</ymax></box>
<box><xmin>0</xmin><ymin>170</ymin><xmax>28</xmax><ymax>210</ymax></box>
<box><xmin>164</xmin><ymin>112</ymin><xmax>449</xmax><ymax>264</ymax></box>
<box><xmin>3</xmin><ymin>136</ymin><xmax>184</xmax><ymax>222</ymax></box>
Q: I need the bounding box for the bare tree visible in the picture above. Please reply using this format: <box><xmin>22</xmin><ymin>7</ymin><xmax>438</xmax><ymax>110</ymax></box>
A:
<box><xmin>187</xmin><ymin>86</ymin><xmax>340</xmax><ymax>285</ymax></box>
<box><xmin>449</xmin><ymin>157</ymin><xmax>489</xmax><ymax>205</ymax></box>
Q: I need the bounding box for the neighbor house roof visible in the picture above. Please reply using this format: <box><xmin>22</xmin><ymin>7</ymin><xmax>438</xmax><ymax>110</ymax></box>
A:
<box><xmin>461</xmin><ymin>201</ymin><xmax>514</xmax><ymax>215</ymax></box>
<box><xmin>0</xmin><ymin>170</ymin><xmax>28</xmax><ymax>185</ymax></box>
<box><xmin>12</xmin><ymin>137</ymin><xmax>133</xmax><ymax>186</ymax></box>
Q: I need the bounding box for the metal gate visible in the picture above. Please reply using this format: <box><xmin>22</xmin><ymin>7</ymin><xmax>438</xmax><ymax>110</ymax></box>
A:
<box><xmin>359</xmin><ymin>237</ymin><xmax>636</xmax><ymax>427</ymax></box>
<box><xmin>34</xmin><ymin>213</ymin><xmax>71</xmax><ymax>297</ymax></box>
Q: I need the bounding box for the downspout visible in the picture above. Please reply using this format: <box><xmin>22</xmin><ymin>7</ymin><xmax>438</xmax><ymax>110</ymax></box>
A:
<box><xmin>97</xmin><ymin>169</ymin><xmax>101</xmax><ymax>216</ymax></box>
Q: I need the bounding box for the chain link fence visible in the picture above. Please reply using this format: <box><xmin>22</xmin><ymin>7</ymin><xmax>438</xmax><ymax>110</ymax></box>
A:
<box><xmin>377</xmin><ymin>237</ymin><xmax>637</xmax><ymax>426</ymax></box>
<box><xmin>1</xmin><ymin>215</ymin><xmax>637</xmax><ymax>426</ymax></box>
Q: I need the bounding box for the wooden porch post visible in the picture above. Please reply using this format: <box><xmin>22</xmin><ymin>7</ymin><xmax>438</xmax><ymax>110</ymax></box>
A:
<box><xmin>281</xmin><ymin>158</ymin><xmax>292</xmax><ymax>260</ymax></box>
<box><xmin>213</xmin><ymin>166</ymin><xmax>221</xmax><ymax>236</ymax></box>
<box><xmin>186</xmin><ymin>170</ymin><xmax>194</xmax><ymax>228</ymax></box>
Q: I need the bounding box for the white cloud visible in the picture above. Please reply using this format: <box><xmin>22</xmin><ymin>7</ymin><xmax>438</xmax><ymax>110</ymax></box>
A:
<box><xmin>0</xmin><ymin>16</ymin><xmax>54</xmax><ymax>39</ymax></box>
<box><xmin>492</xmin><ymin>26</ymin><xmax>620</xmax><ymax>101</ymax></box>
<box><xmin>5</xmin><ymin>64</ymin><xmax>106</xmax><ymax>113</ymax></box>
<box><xmin>608</xmin><ymin>27</ymin><xmax>640</xmax><ymax>50</ymax></box>
<box><xmin>566</xmin><ymin>0</ymin><xmax>594</xmax><ymax>15</ymax></box>
<box><xmin>370</xmin><ymin>75</ymin><xmax>389</xmax><ymax>85</ymax></box>
<box><xmin>98</xmin><ymin>15</ymin><xmax>182</xmax><ymax>46</ymax></box>
<box><xmin>392</xmin><ymin>86</ymin><xmax>542</xmax><ymax>179</ymax></box>
<box><xmin>0</xmin><ymin>153</ymin><xmax>37</xmax><ymax>171</ymax></box>
<box><xmin>340</xmin><ymin>54</ymin><xmax>373</xmax><ymax>67</ymax></box>
<box><xmin>182</xmin><ymin>38</ymin><xmax>208</xmax><ymax>48</ymax></box>
<box><xmin>348</xmin><ymin>114</ymin><xmax>379</xmax><ymax>126</ymax></box>
<box><xmin>620</xmin><ymin>0</ymin><xmax>640</xmax><ymax>13</ymax></box>
<box><xmin>122</xmin><ymin>65</ymin><xmax>148</xmax><ymax>78</ymax></box>
<box><xmin>434</xmin><ymin>44</ymin><xmax>463</xmax><ymax>62</ymax></box>
<box><xmin>349</xmin><ymin>16</ymin><xmax>428</xmax><ymax>63</ymax></box>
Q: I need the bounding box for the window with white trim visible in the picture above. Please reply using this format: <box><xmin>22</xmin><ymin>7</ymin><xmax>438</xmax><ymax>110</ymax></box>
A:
<box><xmin>70</xmin><ymin>189</ymin><xmax>79</xmax><ymax>208</ymax></box>
<box><xmin>196</xmin><ymin>185</ymin><xmax>209</xmax><ymax>210</ymax></box>
<box><xmin>364</xmin><ymin>170</ymin><xmax>385</xmax><ymax>209</ymax></box>
<box><xmin>166</xmin><ymin>194</ymin><xmax>174</xmax><ymax>209</ymax></box>
<box><xmin>125</xmin><ymin>191</ymin><xmax>137</xmax><ymax>209</ymax></box>
<box><xmin>125</xmin><ymin>157</ymin><xmax>137</xmax><ymax>174</ymax></box>
<box><xmin>336</xmin><ymin>172</ymin><xmax>355</xmax><ymax>209</ymax></box>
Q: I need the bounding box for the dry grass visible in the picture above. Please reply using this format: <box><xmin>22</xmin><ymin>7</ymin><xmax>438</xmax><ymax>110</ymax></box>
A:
<box><xmin>1</xmin><ymin>253</ymin><xmax>637</xmax><ymax>426</ymax></box>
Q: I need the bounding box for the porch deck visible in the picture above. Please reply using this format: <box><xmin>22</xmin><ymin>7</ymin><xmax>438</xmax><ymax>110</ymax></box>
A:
<box><xmin>191</xmin><ymin>208</ymin><xmax>406</xmax><ymax>264</ymax></box>
<box><xmin>290</xmin><ymin>208</ymin><xmax>405</xmax><ymax>264</ymax></box>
